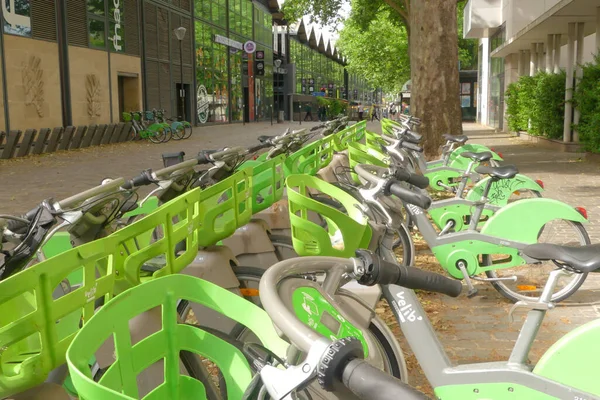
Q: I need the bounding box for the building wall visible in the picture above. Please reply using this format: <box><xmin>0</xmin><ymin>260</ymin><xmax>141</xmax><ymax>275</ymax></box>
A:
<box><xmin>110</xmin><ymin>53</ymin><xmax>143</xmax><ymax>119</ymax></box>
<box><xmin>4</xmin><ymin>35</ymin><xmax>62</xmax><ymax>132</ymax></box>
<box><xmin>68</xmin><ymin>46</ymin><xmax>111</xmax><ymax>126</ymax></box>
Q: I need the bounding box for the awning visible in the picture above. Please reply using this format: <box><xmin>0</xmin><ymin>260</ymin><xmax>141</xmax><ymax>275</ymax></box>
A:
<box><xmin>492</xmin><ymin>0</ymin><xmax>600</xmax><ymax>58</ymax></box>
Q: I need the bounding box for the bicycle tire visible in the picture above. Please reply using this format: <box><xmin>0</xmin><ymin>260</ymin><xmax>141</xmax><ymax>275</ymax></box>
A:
<box><xmin>182</xmin><ymin>124</ymin><xmax>193</xmax><ymax>139</ymax></box>
<box><xmin>483</xmin><ymin>220</ymin><xmax>590</xmax><ymax>303</ymax></box>
<box><xmin>148</xmin><ymin>128</ymin><xmax>166</xmax><ymax>144</ymax></box>
<box><xmin>171</xmin><ymin>124</ymin><xmax>185</xmax><ymax>140</ymax></box>
<box><xmin>162</xmin><ymin>126</ymin><xmax>173</xmax><ymax>143</ymax></box>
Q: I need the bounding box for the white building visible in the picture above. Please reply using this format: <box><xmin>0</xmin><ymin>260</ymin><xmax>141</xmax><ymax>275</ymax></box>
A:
<box><xmin>465</xmin><ymin>0</ymin><xmax>600</xmax><ymax>142</ymax></box>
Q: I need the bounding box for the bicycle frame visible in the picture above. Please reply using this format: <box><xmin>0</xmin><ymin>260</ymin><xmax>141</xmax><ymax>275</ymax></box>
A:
<box><xmin>381</xmin><ymin>273</ymin><xmax>597</xmax><ymax>399</ymax></box>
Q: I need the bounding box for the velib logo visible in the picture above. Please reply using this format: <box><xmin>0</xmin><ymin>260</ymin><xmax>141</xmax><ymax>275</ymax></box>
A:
<box><xmin>196</xmin><ymin>85</ymin><xmax>210</xmax><ymax>124</ymax></box>
<box><xmin>393</xmin><ymin>291</ymin><xmax>422</xmax><ymax>323</ymax></box>
<box><xmin>110</xmin><ymin>0</ymin><xmax>123</xmax><ymax>52</ymax></box>
<box><xmin>406</xmin><ymin>203</ymin><xmax>422</xmax><ymax>215</ymax></box>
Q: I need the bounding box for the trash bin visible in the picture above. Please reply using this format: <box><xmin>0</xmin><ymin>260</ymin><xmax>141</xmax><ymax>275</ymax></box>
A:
<box><xmin>278</xmin><ymin>110</ymin><xmax>284</xmax><ymax>123</ymax></box>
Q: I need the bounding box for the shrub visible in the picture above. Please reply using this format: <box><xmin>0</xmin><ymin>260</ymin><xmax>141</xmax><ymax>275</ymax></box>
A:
<box><xmin>573</xmin><ymin>54</ymin><xmax>600</xmax><ymax>152</ymax></box>
<box><xmin>504</xmin><ymin>72</ymin><xmax>565</xmax><ymax>139</ymax></box>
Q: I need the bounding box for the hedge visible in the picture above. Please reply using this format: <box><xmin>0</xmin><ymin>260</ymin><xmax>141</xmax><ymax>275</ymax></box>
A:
<box><xmin>316</xmin><ymin>97</ymin><xmax>348</xmax><ymax>119</ymax></box>
<box><xmin>573</xmin><ymin>54</ymin><xmax>600</xmax><ymax>153</ymax></box>
<box><xmin>506</xmin><ymin>71</ymin><xmax>566</xmax><ymax>140</ymax></box>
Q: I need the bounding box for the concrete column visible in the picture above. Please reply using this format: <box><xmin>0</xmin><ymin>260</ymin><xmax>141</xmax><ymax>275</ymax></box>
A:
<box><xmin>553</xmin><ymin>34</ymin><xmax>562</xmax><ymax>73</ymax></box>
<box><xmin>546</xmin><ymin>34</ymin><xmax>554</xmax><ymax>73</ymax></box>
<box><xmin>573</xmin><ymin>22</ymin><xmax>585</xmax><ymax>143</ymax></box>
<box><xmin>537</xmin><ymin>43</ymin><xmax>545</xmax><ymax>72</ymax></box>
<box><xmin>563</xmin><ymin>23</ymin><xmax>576</xmax><ymax>143</ymax></box>
<box><xmin>524</xmin><ymin>50</ymin><xmax>531</xmax><ymax>76</ymax></box>
<box><xmin>518</xmin><ymin>50</ymin><xmax>524</xmax><ymax>76</ymax></box>
<box><xmin>530</xmin><ymin>42</ymin><xmax>538</xmax><ymax>75</ymax></box>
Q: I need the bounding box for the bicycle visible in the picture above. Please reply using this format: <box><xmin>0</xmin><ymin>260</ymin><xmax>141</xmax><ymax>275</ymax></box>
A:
<box><xmin>350</xmin><ymin>162</ymin><xmax>590</xmax><ymax>302</ymax></box>
<box><xmin>258</xmin><ymin>245</ymin><xmax>600</xmax><ymax>399</ymax></box>
<box><xmin>123</xmin><ymin>111</ymin><xmax>169</xmax><ymax>143</ymax></box>
<box><xmin>154</xmin><ymin>108</ymin><xmax>193</xmax><ymax>140</ymax></box>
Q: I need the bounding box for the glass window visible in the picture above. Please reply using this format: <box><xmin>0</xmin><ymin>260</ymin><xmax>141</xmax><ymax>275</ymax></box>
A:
<box><xmin>3</xmin><ymin>0</ymin><xmax>31</xmax><ymax>36</ymax></box>
<box><xmin>89</xmin><ymin>18</ymin><xmax>106</xmax><ymax>48</ymax></box>
<box><xmin>88</xmin><ymin>0</ymin><xmax>104</xmax><ymax>15</ymax></box>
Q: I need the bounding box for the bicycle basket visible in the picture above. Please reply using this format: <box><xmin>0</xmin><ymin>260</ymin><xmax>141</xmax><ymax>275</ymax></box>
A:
<box><xmin>365</xmin><ymin>130</ymin><xmax>386</xmax><ymax>152</ymax></box>
<box><xmin>250</xmin><ymin>155</ymin><xmax>285</xmax><ymax>214</ymax></box>
<box><xmin>144</xmin><ymin>111</ymin><xmax>155</xmax><ymax>121</ymax></box>
<box><xmin>284</xmin><ymin>135</ymin><xmax>334</xmax><ymax>176</ymax></box>
<box><xmin>197</xmin><ymin>168</ymin><xmax>253</xmax><ymax>247</ymax></box>
<box><xmin>66</xmin><ymin>274</ymin><xmax>289</xmax><ymax>400</ymax></box>
<box><xmin>122</xmin><ymin>112</ymin><xmax>133</xmax><ymax>122</ymax></box>
<box><xmin>331</xmin><ymin>124</ymin><xmax>359</xmax><ymax>152</ymax></box>
<box><xmin>347</xmin><ymin>141</ymin><xmax>389</xmax><ymax>184</ymax></box>
<box><xmin>0</xmin><ymin>190</ymin><xmax>202</xmax><ymax>398</ymax></box>
<box><xmin>286</xmin><ymin>174</ymin><xmax>372</xmax><ymax>257</ymax></box>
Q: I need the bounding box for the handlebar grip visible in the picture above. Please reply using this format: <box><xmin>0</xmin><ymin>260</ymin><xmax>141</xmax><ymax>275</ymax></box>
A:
<box><xmin>385</xmin><ymin>181</ymin><xmax>431</xmax><ymax>210</ymax></box>
<box><xmin>310</xmin><ymin>124</ymin><xmax>326</xmax><ymax>132</ymax></box>
<box><xmin>394</xmin><ymin>170</ymin><xmax>429</xmax><ymax>189</ymax></box>
<box><xmin>342</xmin><ymin>359</ymin><xmax>430</xmax><ymax>400</ymax></box>
<box><xmin>122</xmin><ymin>170</ymin><xmax>154</xmax><ymax>190</ymax></box>
<box><xmin>401</xmin><ymin>140</ymin><xmax>423</xmax><ymax>153</ymax></box>
<box><xmin>258</xmin><ymin>135</ymin><xmax>277</xmax><ymax>143</ymax></box>
<box><xmin>395</xmin><ymin>264</ymin><xmax>463</xmax><ymax>297</ymax></box>
<box><xmin>405</xmin><ymin>130</ymin><xmax>422</xmax><ymax>142</ymax></box>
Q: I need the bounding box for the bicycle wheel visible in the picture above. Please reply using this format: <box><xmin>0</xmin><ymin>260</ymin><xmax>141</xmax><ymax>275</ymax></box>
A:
<box><xmin>161</xmin><ymin>125</ymin><xmax>173</xmax><ymax>143</ymax></box>
<box><xmin>483</xmin><ymin>220</ymin><xmax>590</xmax><ymax>303</ymax></box>
<box><xmin>171</xmin><ymin>123</ymin><xmax>185</xmax><ymax>140</ymax></box>
<box><xmin>92</xmin><ymin>347</ymin><xmax>223</xmax><ymax>399</ymax></box>
<box><xmin>148</xmin><ymin>127</ymin><xmax>166</xmax><ymax>144</ymax></box>
<box><xmin>229</xmin><ymin>267</ymin><xmax>406</xmax><ymax>382</ymax></box>
<box><xmin>182</xmin><ymin>123</ymin><xmax>193</xmax><ymax>139</ymax></box>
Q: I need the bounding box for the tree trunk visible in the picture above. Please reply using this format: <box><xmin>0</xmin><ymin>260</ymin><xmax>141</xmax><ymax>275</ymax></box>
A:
<box><xmin>409</xmin><ymin>0</ymin><xmax>463</xmax><ymax>156</ymax></box>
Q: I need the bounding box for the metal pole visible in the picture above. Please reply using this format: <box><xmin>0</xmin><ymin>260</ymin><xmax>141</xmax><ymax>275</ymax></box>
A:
<box><xmin>270</xmin><ymin>104</ymin><xmax>273</xmax><ymax>125</ymax></box>
<box><xmin>573</xmin><ymin>22</ymin><xmax>585</xmax><ymax>143</ymax></box>
<box><xmin>563</xmin><ymin>23</ymin><xmax>576</xmax><ymax>143</ymax></box>
<box><xmin>179</xmin><ymin>39</ymin><xmax>185</xmax><ymax>121</ymax></box>
<box><xmin>299</xmin><ymin>103</ymin><xmax>301</xmax><ymax>125</ymax></box>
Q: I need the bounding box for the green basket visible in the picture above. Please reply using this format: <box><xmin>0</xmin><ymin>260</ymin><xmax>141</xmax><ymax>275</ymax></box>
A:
<box><xmin>122</xmin><ymin>112</ymin><xmax>133</xmax><ymax>122</ymax></box>
<box><xmin>0</xmin><ymin>189</ymin><xmax>203</xmax><ymax>398</ymax></box>
<box><xmin>196</xmin><ymin>168</ymin><xmax>253</xmax><ymax>247</ymax></box>
<box><xmin>347</xmin><ymin>141</ymin><xmax>389</xmax><ymax>184</ymax></box>
<box><xmin>249</xmin><ymin>155</ymin><xmax>285</xmax><ymax>214</ymax></box>
<box><xmin>331</xmin><ymin>122</ymin><xmax>362</xmax><ymax>152</ymax></box>
<box><xmin>353</xmin><ymin>120</ymin><xmax>367</xmax><ymax>141</ymax></box>
<box><xmin>380</xmin><ymin>118</ymin><xmax>399</xmax><ymax>136</ymax></box>
<box><xmin>365</xmin><ymin>130</ymin><xmax>386</xmax><ymax>153</ymax></box>
<box><xmin>286</xmin><ymin>174</ymin><xmax>372</xmax><ymax>257</ymax></box>
<box><xmin>283</xmin><ymin>135</ymin><xmax>334</xmax><ymax>176</ymax></box>
<box><xmin>66</xmin><ymin>274</ymin><xmax>288</xmax><ymax>400</ymax></box>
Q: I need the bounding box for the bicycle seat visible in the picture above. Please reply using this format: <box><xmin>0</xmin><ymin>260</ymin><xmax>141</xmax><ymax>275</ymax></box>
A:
<box><xmin>475</xmin><ymin>164</ymin><xmax>518</xmax><ymax>180</ymax></box>
<box><xmin>442</xmin><ymin>133</ymin><xmax>468</xmax><ymax>144</ymax></box>
<box><xmin>258</xmin><ymin>135</ymin><xmax>277</xmax><ymax>143</ymax></box>
<box><xmin>523</xmin><ymin>243</ymin><xmax>600</xmax><ymax>273</ymax></box>
<box><xmin>460</xmin><ymin>151</ymin><xmax>493</xmax><ymax>162</ymax></box>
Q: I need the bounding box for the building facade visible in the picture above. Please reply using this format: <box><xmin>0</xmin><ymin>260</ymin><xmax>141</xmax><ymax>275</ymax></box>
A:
<box><xmin>465</xmin><ymin>0</ymin><xmax>600</xmax><ymax>140</ymax></box>
<box><xmin>0</xmin><ymin>0</ymin><xmax>374</xmax><ymax>132</ymax></box>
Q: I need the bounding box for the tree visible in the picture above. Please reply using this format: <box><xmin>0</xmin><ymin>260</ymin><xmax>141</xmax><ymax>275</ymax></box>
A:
<box><xmin>283</xmin><ymin>0</ymin><xmax>464</xmax><ymax>155</ymax></box>
<box><xmin>336</xmin><ymin>9</ymin><xmax>410</xmax><ymax>94</ymax></box>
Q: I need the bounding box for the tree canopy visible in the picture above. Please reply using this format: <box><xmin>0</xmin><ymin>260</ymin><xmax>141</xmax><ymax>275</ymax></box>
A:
<box><xmin>336</xmin><ymin>9</ymin><xmax>410</xmax><ymax>93</ymax></box>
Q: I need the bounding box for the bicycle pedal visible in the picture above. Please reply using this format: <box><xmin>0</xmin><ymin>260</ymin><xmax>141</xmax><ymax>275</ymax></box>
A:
<box><xmin>467</xmin><ymin>288</ymin><xmax>479</xmax><ymax>298</ymax></box>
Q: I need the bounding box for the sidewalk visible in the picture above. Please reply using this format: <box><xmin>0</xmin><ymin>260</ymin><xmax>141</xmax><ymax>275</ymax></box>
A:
<box><xmin>0</xmin><ymin>121</ymin><xmax>325</xmax><ymax>215</ymax></box>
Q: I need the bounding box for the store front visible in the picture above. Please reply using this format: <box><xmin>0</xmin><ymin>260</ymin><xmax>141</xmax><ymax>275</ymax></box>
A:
<box><xmin>193</xmin><ymin>0</ymin><xmax>273</xmax><ymax>125</ymax></box>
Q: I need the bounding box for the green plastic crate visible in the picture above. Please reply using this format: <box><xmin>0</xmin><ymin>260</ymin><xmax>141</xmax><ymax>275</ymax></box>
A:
<box><xmin>347</xmin><ymin>141</ymin><xmax>389</xmax><ymax>184</ymax></box>
<box><xmin>249</xmin><ymin>155</ymin><xmax>285</xmax><ymax>214</ymax></box>
<box><xmin>197</xmin><ymin>168</ymin><xmax>253</xmax><ymax>247</ymax></box>
<box><xmin>66</xmin><ymin>274</ymin><xmax>288</xmax><ymax>400</ymax></box>
<box><xmin>0</xmin><ymin>189</ymin><xmax>202</xmax><ymax>398</ymax></box>
<box><xmin>286</xmin><ymin>174</ymin><xmax>372</xmax><ymax>258</ymax></box>
<box><xmin>283</xmin><ymin>135</ymin><xmax>334</xmax><ymax>176</ymax></box>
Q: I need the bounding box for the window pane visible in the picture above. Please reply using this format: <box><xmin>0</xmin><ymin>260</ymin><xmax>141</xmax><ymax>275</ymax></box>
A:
<box><xmin>89</xmin><ymin>18</ymin><xmax>106</xmax><ymax>48</ymax></box>
<box><xmin>88</xmin><ymin>0</ymin><xmax>104</xmax><ymax>16</ymax></box>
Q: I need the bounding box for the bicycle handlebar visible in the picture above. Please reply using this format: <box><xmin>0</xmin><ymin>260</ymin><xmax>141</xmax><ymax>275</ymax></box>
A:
<box><xmin>57</xmin><ymin>178</ymin><xmax>126</xmax><ymax>209</ymax></box>
<box><xmin>393</xmin><ymin>169</ymin><xmax>430</xmax><ymax>189</ymax></box>
<box><xmin>354</xmin><ymin>163</ymin><xmax>431</xmax><ymax>209</ymax></box>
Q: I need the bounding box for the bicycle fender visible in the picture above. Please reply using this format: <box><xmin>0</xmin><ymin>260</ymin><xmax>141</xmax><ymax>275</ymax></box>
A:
<box><xmin>465</xmin><ymin>174</ymin><xmax>544</xmax><ymax>205</ymax></box>
<box><xmin>480</xmin><ymin>198</ymin><xmax>588</xmax><ymax>244</ymax></box>
<box><xmin>534</xmin><ymin>318</ymin><xmax>600</xmax><ymax>396</ymax></box>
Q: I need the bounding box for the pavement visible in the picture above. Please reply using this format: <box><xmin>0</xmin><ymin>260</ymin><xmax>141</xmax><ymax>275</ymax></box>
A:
<box><xmin>2</xmin><ymin>120</ymin><xmax>600</xmax><ymax>394</ymax></box>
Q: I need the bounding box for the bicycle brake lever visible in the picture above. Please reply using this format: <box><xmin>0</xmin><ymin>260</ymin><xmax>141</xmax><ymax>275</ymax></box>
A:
<box><xmin>139</xmin><ymin>181</ymin><xmax>171</xmax><ymax>207</ymax></box>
